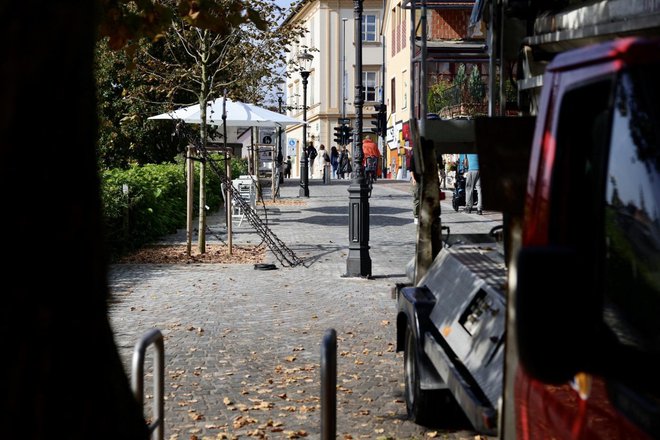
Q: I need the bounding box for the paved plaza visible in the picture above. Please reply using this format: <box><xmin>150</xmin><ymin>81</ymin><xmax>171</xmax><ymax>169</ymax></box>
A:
<box><xmin>108</xmin><ymin>177</ymin><xmax>502</xmax><ymax>440</ymax></box>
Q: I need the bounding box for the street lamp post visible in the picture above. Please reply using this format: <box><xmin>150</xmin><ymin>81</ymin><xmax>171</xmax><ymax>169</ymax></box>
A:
<box><xmin>345</xmin><ymin>0</ymin><xmax>372</xmax><ymax>278</ymax></box>
<box><xmin>277</xmin><ymin>90</ymin><xmax>285</xmax><ymax>186</ymax></box>
<box><xmin>298</xmin><ymin>50</ymin><xmax>313</xmax><ymax>198</ymax></box>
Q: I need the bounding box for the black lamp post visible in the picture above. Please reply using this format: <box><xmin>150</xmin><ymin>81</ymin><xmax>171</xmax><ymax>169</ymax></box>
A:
<box><xmin>298</xmin><ymin>49</ymin><xmax>313</xmax><ymax>198</ymax></box>
<box><xmin>276</xmin><ymin>90</ymin><xmax>285</xmax><ymax>185</ymax></box>
<box><xmin>345</xmin><ymin>0</ymin><xmax>372</xmax><ymax>277</ymax></box>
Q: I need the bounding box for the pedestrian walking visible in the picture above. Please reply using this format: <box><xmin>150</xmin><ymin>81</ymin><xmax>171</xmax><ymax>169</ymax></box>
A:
<box><xmin>307</xmin><ymin>143</ymin><xmax>318</xmax><ymax>177</ymax></box>
<box><xmin>463</xmin><ymin>153</ymin><xmax>482</xmax><ymax>214</ymax></box>
<box><xmin>338</xmin><ymin>147</ymin><xmax>352</xmax><ymax>179</ymax></box>
<box><xmin>284</xmin><ymin>156</ymin><xmax>292</xmax><ymax>178</ymax></box>
<box><xmin>330</xmin><ymin>146</ymin><xmax>339</xmax><ymax>179</ymax></box>
<box><xmin>439</xmin><ymin>155</ymin><xmax>447</xmax><ymax>189</ymax></box>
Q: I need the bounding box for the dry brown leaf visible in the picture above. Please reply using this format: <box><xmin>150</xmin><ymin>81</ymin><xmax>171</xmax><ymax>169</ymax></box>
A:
<box><xmin>188</xmin><ymin>412</ymin><xmax>204</xmax><ymax>421</ymax></box>
<box><xmin>223</xmin><ymin>397</ymin><xmax>233</xmax><ymax>406</ymax></box>
<box><xmin>250</xmin><ymin>401</ymin><xmax>274</xmax><ymax>410</ymax></box>
<box><xmin>246</xmin><ymin>428</ymin><xmax>266</xmax><ymax>438</ymax></box>
<box><xmin>426</xmin><ymin>432</ymin><xmax>438</xmax><ymax>438</ymax></box>
<box><xmin>232</xmin><ymin>415</ymin><xmax>257</xmax><ymax>429</ymax></box>
<box><xmin>204</xmin><ymin>424</ymin><xmax>225</xmax><ymax>429</ymax></box>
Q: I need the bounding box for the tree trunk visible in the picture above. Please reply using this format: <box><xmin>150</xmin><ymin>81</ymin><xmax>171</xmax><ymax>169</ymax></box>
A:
<box><xmin>0</xmin><ymin>1</ymin><xmax>148</xmax><ymax>439</ymax></box>
<box><xmin>411</xmin><ymin>122</ymin><xmax>442</xmax><ymax>284</ymax></box>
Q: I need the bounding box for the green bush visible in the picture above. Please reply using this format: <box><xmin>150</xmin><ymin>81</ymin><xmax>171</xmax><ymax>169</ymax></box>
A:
<box><xmin>101</xmin><ymin>155</ymin><xmax>248</xmax><ymax>260</ymax></box>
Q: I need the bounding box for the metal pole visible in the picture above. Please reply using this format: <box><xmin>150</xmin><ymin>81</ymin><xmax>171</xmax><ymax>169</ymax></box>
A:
<box><xmin>320</xmin><ymin>329</ymin><xmax>337</xmax><ymax>440</ymax></box>
<box><xmin>345</xmin><ymin>0</ymin><xmax>372</xmax><ymax>278</ymax></box>
<box><xmin>299</xmin><ymin>70</ymin><xmax>310</xmax><ymax>197</ymax></box>
<box><xmin>278</xmin><ymin>94</ymin><xmax>284</xmax><ymax>186</ymax></box>
<box><xmin>488</xmin><ymin>0</ymin><xmax>496</xmax><ymax>117</ymax></box>
<box><xmin>272</xmin><ymin>94</ymin><xmax>284</xmax><ymax>200</ymax></box>
<box><xmin>342</xmin><ymin>18</ymin><xmax>348</xmax><ymax>119</ymax></box>
<box><xmin>420</xmin><ymin>0</ymin><xmax>428</xmax><ymax>136</ymax></box>
<box><xmin>186</xmin><ymin>145</ymin><xmax>194</xmax><ymax>257</ymax></box>
<box><xmin>223</xmin><ymin>94</ymin><xmax>233</xmax><ymax>255</ymax></box>
<box><xmin>409</xmin><ymin>0</ymin><xmax>416</xmax><ymax>123</ymax></box>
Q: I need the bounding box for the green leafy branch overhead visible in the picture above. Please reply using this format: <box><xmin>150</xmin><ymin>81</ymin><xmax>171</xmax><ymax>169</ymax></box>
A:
<box><xmin>97</xmin><ymin>0</ymin><xmax>268</xmax><ymax>50</ymax></box>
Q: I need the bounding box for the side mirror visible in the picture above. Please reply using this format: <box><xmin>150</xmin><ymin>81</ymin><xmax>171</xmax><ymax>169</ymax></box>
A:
<box><xmin>515</xmin><ymin>246</ymin><xmax>596</xmax><ymax>383</ymax></box>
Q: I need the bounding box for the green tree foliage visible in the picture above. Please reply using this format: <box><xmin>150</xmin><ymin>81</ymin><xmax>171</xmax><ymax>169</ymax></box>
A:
<box><xmin>427</xmin><ymin>79</ymin><xmax>453</xmax><ymax>114</ymax></box>
<box><xmin>95</xmin><ymin>0</ymin><xmax>304</xmax><ymax>168</ymax></box>
<box><xmin>468</xmin><ymin>64</ymin><xmax>486</xmax><ymax>103</ymax></box>
<box><xmin>95</xmin><ymin>41</ymin><xmax>190</xmax><ymax>169</ymax></box>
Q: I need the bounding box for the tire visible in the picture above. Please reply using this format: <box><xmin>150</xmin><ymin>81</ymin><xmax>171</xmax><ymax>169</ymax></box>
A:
<box><xmin>404</xmin><ymin>325</ymin><xmax>461</xmax><ymax>428</ymax></box>
<box><xmin>452</xmin><ymin>197</ymin><xmax>459</xmax><ymax>212</ymax></box>
<box><xmin>404</xmin><ymin>324</ymin><xmax>434</xmax><ymax>424</ymax></box>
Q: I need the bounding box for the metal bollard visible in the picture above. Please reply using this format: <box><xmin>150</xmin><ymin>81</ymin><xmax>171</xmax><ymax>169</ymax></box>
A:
<box><xmin>324</xmin><ymin>164</ymin><xmax>332</xmax><ymax>184</ymax></box>
<box><xmin>320</xmin><ymin>329</ymin><xmax>337</xmax><ymax>440</ymax></box>
<box><xmin>132</xmin><ymin>329</ymin><xmax>165</xmax><ymax>440</ymax></box>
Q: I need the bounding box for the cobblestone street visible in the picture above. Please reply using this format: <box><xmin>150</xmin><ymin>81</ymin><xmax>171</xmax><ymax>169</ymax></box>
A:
<box><xmin>108</xmin><ymin>178</ymin><xmax>501</xmax><ymax>440</ymax></box>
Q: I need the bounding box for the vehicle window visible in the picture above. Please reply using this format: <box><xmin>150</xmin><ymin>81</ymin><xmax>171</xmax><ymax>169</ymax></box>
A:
<box><xmin>552</xmin><ymin>79</ymin><xmax>613</xmax><ymax>255</ymax></box>
<box><xmin>603</xmin><ymin>66</ymin><xmax>660</xmax><ymax>356</ymax></box>
<box><xmin>603</xmin><ymin>65</ymin><xmax>660</xmax><ymax>436</ymax></box>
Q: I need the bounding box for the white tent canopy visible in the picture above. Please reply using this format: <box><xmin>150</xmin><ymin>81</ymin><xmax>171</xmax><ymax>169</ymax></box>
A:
<box><xmin>148</xmin><ymin>98</ymin><xmax>303</xmax><ymax>128</ymax></box>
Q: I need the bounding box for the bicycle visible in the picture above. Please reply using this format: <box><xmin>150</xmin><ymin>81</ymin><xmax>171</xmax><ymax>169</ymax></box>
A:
<box><xmin>365</xmin><ymin>156</ymin><xmax>378</xmax><ymax>197</ymax></box>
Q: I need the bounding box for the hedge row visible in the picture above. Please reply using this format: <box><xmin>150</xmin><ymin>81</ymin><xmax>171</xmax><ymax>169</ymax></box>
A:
<box><xmin>101</xmin><ymin>156</ymin><xmax>247</xmax><ymax>260</ymax></box>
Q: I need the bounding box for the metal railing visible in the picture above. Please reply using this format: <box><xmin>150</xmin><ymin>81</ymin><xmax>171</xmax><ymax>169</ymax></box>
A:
<box><xmin>132</xmin><ymin>329</ymin><xmax>165</xmax><ymax>440</ymax></box>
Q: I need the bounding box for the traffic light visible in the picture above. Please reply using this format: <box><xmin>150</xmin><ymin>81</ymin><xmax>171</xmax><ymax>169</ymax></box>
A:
<box><xmin>371</xmin><ymin>104</ymin><xmax>387</xmax><ymax>137</ymax></box>
<box><xmin>370</xmin><ymin>116</ymin><xmax>381</xmax><ymax>135</ymax></box>
<box><xmin>342</xmin><ymin>125</ymin><xmax>353</xmax><ymax>146</ymax></box>
<box><xmin>334</xmin><ymin>125</ymin><xmax>343</xmax><ymax>145</ymax></box>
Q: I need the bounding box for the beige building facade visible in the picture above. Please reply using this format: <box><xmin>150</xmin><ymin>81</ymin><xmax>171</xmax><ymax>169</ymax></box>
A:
<box><xmin>282</xmin><ymin>0</ymin><xmax>385</xmax><ymax>179</ymax></box>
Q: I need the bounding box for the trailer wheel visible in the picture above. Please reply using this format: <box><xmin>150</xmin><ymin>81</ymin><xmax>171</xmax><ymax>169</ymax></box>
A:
<box><xmin>404</xmin><ymin>324</ymin><xmax>434</xmax><ymax>424</ymax></box>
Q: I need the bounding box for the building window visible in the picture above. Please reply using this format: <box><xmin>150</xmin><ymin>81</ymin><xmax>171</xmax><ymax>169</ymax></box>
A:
<box><xmin>363</xmin><ymin>71</ymin><xmax>377</xmax><ymax>102</ymax></box>
<box><xmin>362</xmin><ymin>14</ymin><xmax>377</xmax><ymax>42</ymax></box>
<box><xmin>390</xmin><ymin>77</ymin><xmax>396</xmax><ymax>110</ymax></box>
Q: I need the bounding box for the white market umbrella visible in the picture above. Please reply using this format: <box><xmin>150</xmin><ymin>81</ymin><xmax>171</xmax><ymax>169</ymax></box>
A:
<box><xmin>148</xmin><ymin>98</ymin><xmax>303</xmax><ymax>128</ymax></box>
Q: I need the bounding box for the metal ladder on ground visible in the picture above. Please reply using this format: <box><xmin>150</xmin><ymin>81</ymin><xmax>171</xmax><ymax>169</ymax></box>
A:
<box><xmin>199</xmin><ymin>144</ymin><xmax>305</xmax><ymax>268</ymax></box>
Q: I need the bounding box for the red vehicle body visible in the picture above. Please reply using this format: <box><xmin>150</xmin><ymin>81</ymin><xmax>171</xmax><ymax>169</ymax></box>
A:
<box><xmin>510</xmin><ymin>37</ymin><xmax>660</xmax><ymax>440</ymax></box>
